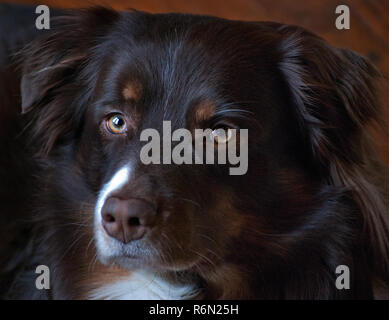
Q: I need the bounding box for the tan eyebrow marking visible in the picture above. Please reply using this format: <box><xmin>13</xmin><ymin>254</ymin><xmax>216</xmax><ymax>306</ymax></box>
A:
<box><xmin>194</xmin><ymin>100</ymin><xmax>217</xmax><ymax>123</ymax></box>
<box><xmin>122</xmin><ymin>81</ymin><xmax>143</xmax><ymax>102</ymax></box>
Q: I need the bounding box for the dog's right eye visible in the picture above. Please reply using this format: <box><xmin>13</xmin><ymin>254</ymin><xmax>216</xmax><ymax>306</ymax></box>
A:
<box><xmin>210</xmin><ymin>128</ymin><xmax>233</xmax><ymax>144</ymax></box>
<box><xmin>105</xmin><ymin>114</ymin><xmax>128</xmax><ymax>134</ymax></box>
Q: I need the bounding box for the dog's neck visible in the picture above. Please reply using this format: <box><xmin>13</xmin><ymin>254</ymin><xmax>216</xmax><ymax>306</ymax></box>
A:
<box><xmin>87</xmin><ymin>270</ymin><xmax>200</xmax><ymax>300</ymax></box>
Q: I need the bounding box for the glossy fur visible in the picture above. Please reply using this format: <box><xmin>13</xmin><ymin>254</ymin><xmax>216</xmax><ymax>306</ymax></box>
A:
<box><xmin>0</xmin><ymin>6</ymin><xmax>388</xmax><ymax>299</ymax></box>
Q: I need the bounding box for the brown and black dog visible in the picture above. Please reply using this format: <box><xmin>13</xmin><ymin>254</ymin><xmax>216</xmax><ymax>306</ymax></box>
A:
<box><xmin>0</xmin><ymin>5</ymin><xmax>388</xmax><ymax>299</ymax></box>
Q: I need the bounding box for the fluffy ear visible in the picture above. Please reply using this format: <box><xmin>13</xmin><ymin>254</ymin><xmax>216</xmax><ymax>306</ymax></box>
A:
<box><xmin>279</xmin><ymin>25</ymin><xmax>389</xmax><ymax>280</ymax></box>
<box><xmin>278</xmin><ymin>26</ymin><xmax>381</xmax><ymax>164</ymax></box>
<box><xmin>20</xmin><ymin>7</ymin><xmax>119</xmax><ymax>154</ymax></box>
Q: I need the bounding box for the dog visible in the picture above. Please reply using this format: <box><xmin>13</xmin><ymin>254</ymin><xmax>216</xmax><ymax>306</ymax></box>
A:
<box><xmin>0</xmin><ymin>5</ymin><xmax>388</xmax><ymax>299</ymax></box>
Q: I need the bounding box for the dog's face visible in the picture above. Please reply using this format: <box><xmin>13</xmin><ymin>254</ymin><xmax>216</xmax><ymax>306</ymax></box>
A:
<box><xmin>20</xmin><ymin>8</ymin><xmax>381</xmax><ymax>291</ymax></box>
<box><xmin>80</xmin><ymin>14</ymin><xmax>294</xmax><ymax>273</ymax></box>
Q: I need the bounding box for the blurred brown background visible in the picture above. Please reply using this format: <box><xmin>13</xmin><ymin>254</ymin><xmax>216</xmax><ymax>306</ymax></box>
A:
<box><xmin>2</xmin><ymin>0</ymin><xmax>389</xmax><ymax>162</ymax></box>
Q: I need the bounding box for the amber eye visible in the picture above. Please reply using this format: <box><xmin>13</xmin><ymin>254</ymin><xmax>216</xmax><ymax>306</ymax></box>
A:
<box><xmin>210</xmin><ymin>128</ymin><xmax>233</xmax><ymax>144</ymax></box>
<box><xmin>106</xmin><ymin>114</ymin><xmax>127</xmax><ymax>134</ymax></box>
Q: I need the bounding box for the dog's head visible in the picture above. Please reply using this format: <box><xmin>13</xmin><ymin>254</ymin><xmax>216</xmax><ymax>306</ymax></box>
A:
<box><xmin>20</xmin><ymin>8</ymin><xmax>388</xmax><ymax>297</ymax></box>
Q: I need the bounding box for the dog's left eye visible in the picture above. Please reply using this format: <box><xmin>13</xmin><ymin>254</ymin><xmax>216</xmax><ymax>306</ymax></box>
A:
<box><xmin>106</xmin><ymin>114</ymin><xmax>127</xmax><ymax>134</ymax></box>
<box><xmin>210</xmin><ymin>128</ymin><xmax>233</xmax><ymax>144</ymax></box>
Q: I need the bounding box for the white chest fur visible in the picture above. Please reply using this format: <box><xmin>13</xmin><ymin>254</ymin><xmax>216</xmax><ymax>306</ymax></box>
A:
<box><xmin>88</xmin><ymin>271</ymin><xmax>199</xmax><ymax>300</ymax></box>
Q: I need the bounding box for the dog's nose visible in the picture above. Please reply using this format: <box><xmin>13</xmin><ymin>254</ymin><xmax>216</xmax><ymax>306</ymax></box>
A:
<box><xmin>101</xmin><ymin>197</ymin><xmax>156</xmax><ymax>243</ymax></box>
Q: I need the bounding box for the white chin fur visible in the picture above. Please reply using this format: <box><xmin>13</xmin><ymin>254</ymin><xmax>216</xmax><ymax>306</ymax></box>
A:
<box><xmin>92</xmin><ymin>166</ymin><xmax>199</xmax><ymax>300</ymax></box>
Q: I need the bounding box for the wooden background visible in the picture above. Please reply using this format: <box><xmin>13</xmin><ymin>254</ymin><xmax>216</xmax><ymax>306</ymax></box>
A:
<box><xmin>2</xmin><ymin>0</ymin><xmax>389</xmax><ymax>161</ymax></box>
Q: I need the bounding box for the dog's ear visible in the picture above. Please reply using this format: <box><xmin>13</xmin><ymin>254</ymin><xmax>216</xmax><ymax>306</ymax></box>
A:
<box><xmin>279</xmin><ymin>26</ymin><xmax>389</xmax><ymax>279</ymax></box>
<box><xmin>278</xmin><ymin>26</ymin><xmax>381</xmax><ymax>164</ymax></box>
<box><xmin>20</xmin><ymin>7</ymin><xmax>119</xmax><ymax>154</ymax></box>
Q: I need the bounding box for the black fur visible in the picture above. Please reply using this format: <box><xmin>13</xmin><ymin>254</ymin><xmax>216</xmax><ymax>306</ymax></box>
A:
<box><xmin>0</xmin><ymin>6</ymin><xmax>388</xmax><ymax>299</ymax></box>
